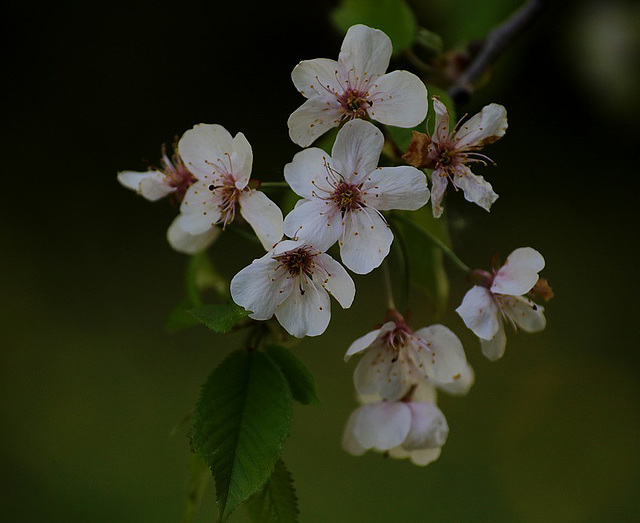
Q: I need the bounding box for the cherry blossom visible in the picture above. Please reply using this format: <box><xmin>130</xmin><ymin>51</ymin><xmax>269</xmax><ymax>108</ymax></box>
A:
<box><xmin>174</xmin><ymin>124</ymin><xmax>283</xmax><ymax>252</ymax></box>
<box><xmin>403</xmin><ymin>97</ymin><xmax>507</xmax><ymax>218</ymax></box>
<box><xmin>288</xmin><ymin>24</ymin><xmax>428</xmax><ymax>147</ymax></box>
<box><xmin>344</xmin><ymin>311</ymin><xmax>469</xmax><ymax>401</ymax></box>
<box><xmin>456</xmin><ymin>247</ymin><xmax>548</xmax><ymax>361</ymax></box>
<box><xmin>284</xmin><ymin>119</ymin><xmax>429</xmax><ymax>274</ymax></box>
<box><xmin>230</xmin><ymin>240</ymin><xmax>355</xmax><ymax>338</ymax></box>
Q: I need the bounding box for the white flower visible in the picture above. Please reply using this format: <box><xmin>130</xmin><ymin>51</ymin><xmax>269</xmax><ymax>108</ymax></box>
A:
<box><xmin>456</xmin><ymin>247</ymin><xmax>547</xmax><ymax>361</ymax></box>
<box><xmin>288</xmin><ymin>24</ymin><xmax>428</xmax><ymax>147</ymax></box>
<box><xmin>404</xmin><ymin>98</ymin><xmax>507</xmax><ymax>218</ymax></box>
<box><xmin>284</xmin><ymin>119</ymin><xmax>429</xmax><ymax>274</ymax></box>
<box><xmin>166</xmin><ymin>214</ymin><xmax>221</xmax><ymax>255</ymax></box>
<box><xmin>173</xmin><ymin>124</ymin><xmax>283</xmax><ymax>252</ymax></box>
<box><xmin>344</xmin><ymin>312</ymin><xmax>469</xmax><ymax>401</ymax></box>
<box><xmin>118</xmin><ymin>142</ymin><xmax>196</xmax><ymax>202</ymax></box>
<box><xmin>342</xmin><ymin>385</ymin><xmax>449</xmax><ymax>467</ymax></box>
<box><xmin>230</xmin><ymin>240</ymin><xmax>355</xmax><ymax>338</ymax></box>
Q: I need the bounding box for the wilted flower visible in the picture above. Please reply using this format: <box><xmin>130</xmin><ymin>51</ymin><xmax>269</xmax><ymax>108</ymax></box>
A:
<box><xmin>288</xmin><ymin>24</ymin><xmax>428</xmax><ymax>147</ymax></box>
<box><xmin>284</xmin><ymin>119</ymin><xmax>429</xmax><ymax>274</ymax></box>
<box><xmin>404</xmin><ymin>97</ymin><xmax>507</xmax><ymax>218</ymax></box>
<box><xmin>230</xmin><ymin>240</ymin><xmax>355</xmax><ymax>338</ymax></box>
<box><xmin>456</xmin><ymin>247</ymin><xmax>548</xmax><ymax>361</ymax></box>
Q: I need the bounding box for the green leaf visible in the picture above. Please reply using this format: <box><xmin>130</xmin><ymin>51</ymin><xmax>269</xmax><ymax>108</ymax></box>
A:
<box><xmin>390</xmin><ymin>207</ymin><xmax>451</xmax><ymax>316</ymax></box>
<box><xmin>245</xmin><ymin>460</ymin><xmax>299</xmax><ymax>523</ymax></box>
<box><xmin>182</xmin><ymin>453</ymin><xmax>211</xmax><ymax>523</ymax></box>
<box><xmin>331</xmin><ymin>0</ymin><xmax>418</xmax><ymax>55</ymax></box>
<box><xmin>189</xmin><ymin>303</ymin><xmax>251</xmax><ymax>333</ymax></box>
<box><xmin>192</xmin><ymin>350</ymin><xmax>292</xmax><ymax>522</ymax></box>
<box><xmin>165</xmin><ymin>296</ymin><xmax>201</xmax><ymax>332</ymax></box>
<box><xmin>266</xmin><ymin>346</ymin><xmax>320</xmax><ymax>406</ymax></box>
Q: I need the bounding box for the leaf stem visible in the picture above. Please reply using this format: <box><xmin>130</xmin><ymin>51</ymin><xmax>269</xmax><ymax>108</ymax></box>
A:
<box><xmin>259</xmin><ymin>181</ymin><xmax>290</xmax><ymax>188</ymax></box>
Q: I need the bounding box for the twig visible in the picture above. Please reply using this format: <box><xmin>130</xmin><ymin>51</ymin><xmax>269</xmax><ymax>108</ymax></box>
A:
<box><xmin>448</xmin><ymin>0</ymin><xmax>552</xmax><ymax>106</ymax></box>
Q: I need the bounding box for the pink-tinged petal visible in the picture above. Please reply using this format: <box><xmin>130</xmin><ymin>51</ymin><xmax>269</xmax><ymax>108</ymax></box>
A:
<box><xmin>118</xmin><ymin>170</ymin><xmax>175</xmax><ymax>201</ymax></box>
<box><xmin>491</xmin><ymin>247</ymin><xmax>545</xmax><ymax>296</ymax></box>
<box><xmin>353</xmin><ymin>345</ymin><xmax>410</xmax><ymax>401</ymax></box>
<box><xmin>430</xmin><ymin>172</ymin><xmax>448</xmax><ymax>218</ymax></box>
<box><xmin>435</xmin><ymin>362</ymin><xmax>475</xmax><ymax>396</ymax></box>
<box><xmin>456</xmin><ymin>286</ymin><xmax>500</xmax><ymax>340</ymax></box>
<box><xmin>178</xmin><ymin>124</ymin><xmax>235</xmax><ymax>182</ymax></box>
<box><xmin>284</xmin><ymin>147</ymin><xmax>335</xmax><ymax>199</ymax></box>
<box><xmin>413</xmin><ymin>324</ymin><xmax>468</xmax><ymax>385</ymax></box>
<box><xmin>238</xmin><ymin>190</ymin><xmax>283</xmax><ymax>251</ymax></box>
<box><xmin>431</xmin><ymin>98</ymin><xmax>450</xmax><ymax>144</ymax></box>
<box><xmin>406</xmin><ymin>447</ymin><xmax>442</xmax><ymax>466</ymax></box>
<box><xmin>361</xmin><ymin>166</ymin><xmax>429</xmax><ymax>211</ymax></box>
<box><xmin>480</xmin><ymin>317</ymin><xmax>507</xmax><ymax>361</ymax></box>
<box><xmin>368</xmin><ymin>71</ymin><xmax>428</xmax><ymax>128</ymax></box>
<box><xmin>403</xmin><ymin>402</ymin><xmax>449</xmax><ymax>450</ymax></box>
<box><xmin>275</xmin><ymin>277</ymin><xmax>331</xmax><ymax>337</ymax></box>
<box><xmin>230</xmin><ymin>255</ymin><xmax>283</xmax><ymax>321</ymax></box>
<box><xmin>230</xmin><ymin>132</ymin><xmax>253</xmax><ymax>189</ymax></box>
<box><xmin>454</xmin><ymin>103</ymin><xmax>508</xmax><ymax>149</ymax></box>
<box><xmin>315</xmin><ymin>253</ymin><xmax>355</xmax><ymax>309</ymax></box>
<box><xmin>351</xmin><ymin>402</ymin><xmax>411</xmax><ymax>451</ymax></box>
<box><xmin>291</xmin><ymin>58</ymin><xmax>342</xmax><ymax>98</ymax></box>
<box><xmin>342</xmin><ymin>410</ymin><xmax>367</xmax><ymax>456</ymax></box>
<box><xmin>283</xmin><ymin>199</ymin><xmax>342</xmax><ymax>251</ymax></box>
<box><xmin>287</xmin><ymin>97</ymin><xmax>342</xmax><ymax>147</ymax></box>
<box><xmin>453</xmin><ymin>166</ymin><xmax>498</xmax><ymax>212</ymax></box>
<box><xmin>339</xmin><ymin>207</ymin><xmax>393</xmax><ymax>274</ymax></box>
<box><xmin>338</xmin><ymin>25</ymin><xmax>392</xmax><ymax>81</ymax></box>
<box><xmin>167</xmin><ymin>214</ymin><xmax>220</xmax><ymax>255</ymax></box>
<box><xmin>344</xmin><ymin>321</ymin><xmax>395</xmax><ymax>360</ymax></box>
<box><xmin>331</xmin><ymin>119</ymin><xmax>383</xmax><ymax>183</ymax></box>
<box><xmin>499</xmin><ymin>295</ymin><xmax>546</xmax><ymax>333</ymax></box>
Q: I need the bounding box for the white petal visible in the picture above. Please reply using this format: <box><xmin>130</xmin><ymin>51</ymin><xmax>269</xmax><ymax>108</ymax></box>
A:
<box><xmin>283</xmin><ymin>199</ymin><xmax>342</xmax><ymax>251</ymax></box>
<box><xmin>118</xmin><ymin>170</ymin><xmax>175</xmax><ymax>201</ymax></box>
<box><xmin>230</xmin><ymin>255</ymin><xmax>282</xmax><ymax>321</ymax></box>
<box><xmin>344</xmin><ymin>321</ymin><xmax>395</xmax><ymax>360</ymax></box>
<box><xmin>454</xmin><ymin>103</ymin><xmax>508</xmax><ymax>149</ymax></box>
<box><xmin>230</xmin><ymin>132</ymin><xmax>253</xmax><ymax>189</ymax></box>
<box><xmin>339</xmin><ymin>207</ymin><xmax>393</xmax><ymax>274</ymax></box>
<box><xmin>480</xmin><ymin>317</ymin><xmax>507</xmax><ymax>361</ymax></box>
<box><xmin>402</xmin><ymin>402</ymin><xmax>449</xmax><ymax>450</ymax></box>
<box><xmin>351</xmin><ymin>402</ymin><xmax>411</xmax><ymax>451</ymax></box>
<box><xmin>287</xmin><ymin>97</ymin><xmax>342</xmax><ymax>147</ymax></box>
<box><xmin>353</xmin><ymin>345</ymin><xmax>410</xmax><ymax>402</ymax></box>
<box><xmin>361</xmin><ymin>166</ymin><xmax>429</xmax><ymax>211</ymax></box>
<box><xmin>275</xmin><ymin>277</ymin><xmax>331</xmax><ymax>337</ymax></box>
<box><xmin>338</xmin><ymin>25</ymin><xmax>392</xmax><ymax>82</ymax></box>
<box><xmin>238</xmin><ymin>190</ymin><xmax>284</xmax><ymax>250</ymax></box>
<box><xmin>430</xmin><ymin>172</ymin><xmax>448</xmax><ymax>218</ymax></box>
<box><xmin>178</xmin><ymin>124</ymin><xmax>235</xmax><ymax>183</ymax></box>
<box><xmin>431</xmin><ymin>98</ymin><xmax>450</xmax><ymax>144</ymax></box>
<box><xmin>179</xmin><ymin>183</ymin><xmax>223</xmax><ymax>234</ymax></box>
<box><xmin>315</xmin><ymin>253</ymin><xmax>355</xmax><ymax>309</ymax></box>
<box><xmin>456</xmin><ymin>286</ymin><xmax>500</xmax><ymax>340</ymax></box>
<box><xmin>435</xmin><ymin>362</ymin><xmax>475</xmax><ymax>396</ymax></box>
<box><xmin>331</xmin><ymin>119</ymin><xmax>383</xmax><ymax>183</ymax></box>
<box><xmin>413</xmin><ymin>324</ymin><xmax>468</xmax><ymax>385</ymax></box>
<box><xmin>491</xmin><ymin>247</ymin><xmax>545</xmax><ymax>296</ymax></box>
<box><xmin>284</xmin><ymin>147</ymin><xmax>335</xmax><ymax>200</ymax></box>
<box><xmin>412</xmin><ymin>380</ymin><xmax>438</xmax><ymax>403</ymax></box>
<box><xmin>342</xmin><ymin>409</ymin><xmax>367</xmax><ymax>456</ymax></box>
<box><xmin>453</xmin><ymin>166</ymin><xmax>498</xmax><ymax>212</ymax></box>
<box><xmin>368</xmin><ymin>71</ymin><xmax>428</xmax><ymax>128</ymax></box>
<box><xmin>499</xmin><ymin>295</ymin><xmax>546</xmax><ymax>333</ymax></box>
<box><xmin>291</xmin><ymin>58</ymin><xmax>342</xmax><ymax>98</ymax></box>
<box><xmin>407</xmin><ymin>447</ymin><xmax>442</xmax><ymax>466</ymax></box>
<box><xmin>167</xmin><ymin>214</ymin><xmax>220</xmax><ymax>255</ymax></box>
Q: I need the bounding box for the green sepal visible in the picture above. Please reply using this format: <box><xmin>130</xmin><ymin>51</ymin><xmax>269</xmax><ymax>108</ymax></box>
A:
<box><xmin>266</xmin><ymin>346</ymin><xmax>320</xmax><ymax>406</ymax></box>
<box><xmin>244</xmin><ymin>460</ymin><xmax>299</xmax><ymax>523</ymax></box>
<box><xmin>189</xmin><ymin>303</ymin><xmax>251</xmax><ymax>333</ymax></box>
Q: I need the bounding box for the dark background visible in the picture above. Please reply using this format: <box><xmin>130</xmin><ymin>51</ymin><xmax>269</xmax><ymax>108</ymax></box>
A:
<box><xmin>3</xmin><ymin>0</ymin><xmax>640</xmax><ymax>521</ymax></box>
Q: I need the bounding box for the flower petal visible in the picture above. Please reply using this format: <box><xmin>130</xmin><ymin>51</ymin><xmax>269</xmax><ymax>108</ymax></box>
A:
<box><xmin>435</xmin><ymin>362</ymin><xmax>475</xmax><ymax>396</ymax></box>
<box><xmin>353</xmin><ymin>344</ymin><xmax>410</xmax><ymax>401</ymax></box>
<box><xmin>491</xmin><ymin>247</ymin><xmax>545</xmax><ymax>296</ymax></box>
<box><xmin>338</xmin><ymin>25</ymin><xmax>392</xmax><ymax>81</ymax></box>
<box><xmin>402</xmin><ymin>402</ymin><xmax>449</xmax><ymax>450</ymax></box>
<box><xmin>331</xmin><ymin>119</ymin><xmax>383</xmax><ymax>183</ymax></box>
<box><xmin>291</xmin><ymin>58</ymin><xmax>342</xmax><ymax>98</ymax></box>
<box><xmin>230</xmin><ymin>132</ymin><xmax>253</xmax><ymax>189</ymax></box>
<box><xmin>453</xmin><ymin>166</ymin><xmax>498</xmax><ymax>212</ymax></box>
<box><xmin>178</xmin><ymin>124</ymin><xmax>235</xmax><ymax>183</ymax></box>
<box><xmin>287</xmin><ymin>97</ymin><xmax>342</xmax><ymax>147</ymax></box>
<box><xmin>480</xmin><ymin>317</ymin><xmax>507</xmax><ymax>361</ymax></box>
<box><xmin>431</xmin><ymin>98</ymin><xmax>450</xmax><ymax>144</ymax></box>
<box><xmin>361</xmin><ymin>166</ymin><xmax>429</xmax><ymax>211</ymax></box>
<box><xmin>430</xmin><ymin>172</ymin><xmax>448</xmax><ymax>218</ymax></box>
<box><xmin>238</xmin><ymin>190</ymin><xmax>284</xmax><ymax>250</ymax></box>
<box><xmin>342</xmin><ymin>410</ymin><xmax>367</xmax><ymax>456</ymax></box>
<box><xmin>456</xmin><ymin>286</ymin><xmax>500</xmax><ymax>340</ymax></box>
<box><xmin>454</xmin><ymin>103</ymin><xmax>508</xmax><ymax>149</ymax></box>
<box><xmin>407</xmin><ymin>447</ymin><xmax>442</xmax><ymax>466</ymax></box>
<box><xmin>339</xmin><ymin>207</ymin><xmax>393</xmax><ymax>274</ymax></box>
<box><xmin>284</xmin><ymin>147</ymin><xmax>335</xmax><ymax>199</ymax></box>
<box><xmin>118</xmin><ymin>170</ymin><xmax>175</xmax><ymax>201</ymax></box>
<box><xmin>283</xmin><ymin>199</ymin><xmax>342</xmax><ymax>251</ymax></box>
<box><xmin>413</xmin><ymin>324</ymin><xmax>468</xmax><ymax>385</ymax></box>
<box><xmin>316</xmin><ymin>253</ymin><xmax>355</xmax><ymax>309</ymax></box>
<box><xmin>167</xmin><ymin>214</ymin><xmax>220</xmax><ymax>255</ymax></box>
<box><xmin>344</xmin><ymin>321</ymin><xmax>395</xmax><ymax>360</ymax></box>
<box><xmin>230</xmin><ymin>255</ymin><xmax>282</xmax><ymax>321</ymax></box>
<box><xmin>275</xmin><ymin>277</ymin><xmax>331</xmax><ymax>337</ymax></box>
<box><xmin>368</xmin><ymin>70</ymin><xmax>428</xmax><ymax>128</ymax></box>
<box><xmin>351</xmin><ymin>402</ymin><xmax>411</xmax><ymax>451</ymax></box>
<box><xmin>500</xmin><ymin>295</ymin><xmax>546</xmax><ymax>333</ymax></box>
<box><xmin>179</xmin><ymin>182</ymin><xmax>223</xmax><ymax>234</ymax></box>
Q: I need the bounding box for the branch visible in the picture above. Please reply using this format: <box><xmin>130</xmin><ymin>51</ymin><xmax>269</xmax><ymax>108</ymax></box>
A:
<box><xmin>448</xmin><ymin>0</ymin><xmax>552</xmax><ymax>106</ymax></box>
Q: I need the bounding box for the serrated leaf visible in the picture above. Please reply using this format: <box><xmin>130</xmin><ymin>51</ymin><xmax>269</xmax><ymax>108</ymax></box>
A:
<box><xmin>192</xmin><ymin>350</ymin><xmax>292</xmax><ymax>522</ymax></box>
<box><xmin>182</xmin><ymin>453</ymin><xmax>211</xmax><ymax>523</ymax></box>
<box><xmin>266</xmin><ymin>346</ymin><xmax>320</xmax><ymax>406</ymax></box>
<box><xmin>331</xmin><ymin>0</ymin><xmax>417</xmax><ymax>55</ymax></box>
<box><xmin>245</xmin><ymin>460</ymin><xmax>299</xmax><ymax>523</ymax></box>
<box><xmin>189</xmin><ymin>303</ymin><xmax>251</xmax><ymax>333</ymax></box>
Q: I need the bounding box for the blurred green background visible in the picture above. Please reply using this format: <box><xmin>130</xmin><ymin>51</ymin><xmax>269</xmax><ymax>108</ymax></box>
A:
<box><xmin>3</xmin><ymin>0</ymin><xmax>640</xmax><ymax>521</ymax></box>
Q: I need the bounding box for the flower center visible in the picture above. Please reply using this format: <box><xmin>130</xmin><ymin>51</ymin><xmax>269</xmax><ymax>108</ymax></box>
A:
<box><xmin>273</xmin><ymin>247</ymin><xmax>316</xmax><ymax>278</ymax></box>
<box><xmin>208</xmin><ymin>174</ymin><xmax>241</xmax><ymax>228</ymax></box>
<box><xmin>338</xmin><ymin>89</ymin><xmax>371</xmax><ymax>119</ymax></box>
<box><xmin>332</xmin><ymin>182</ymin><xmax>362</xmax><ymax>212</ymax></box>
